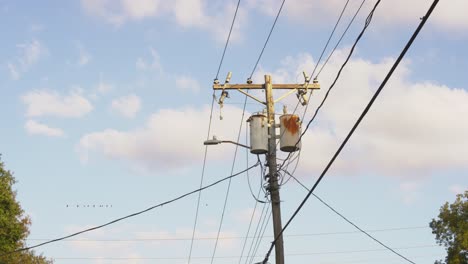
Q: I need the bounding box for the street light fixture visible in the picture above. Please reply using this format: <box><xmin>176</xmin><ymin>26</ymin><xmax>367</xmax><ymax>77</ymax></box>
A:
<box><xmin>203</xmin><ymin>136</ymin><xmax>250</xmax><ymax>149</ymax></box>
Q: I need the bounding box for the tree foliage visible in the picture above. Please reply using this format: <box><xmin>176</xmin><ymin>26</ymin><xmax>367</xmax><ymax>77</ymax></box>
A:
<box><xmin>0</xmin><ymin>157</ymin><xmax>52</xmax><ymax>264</ymax></box>
<box><xmin>430</xmin><ymin>190</ymin><xmax>468</xmax><ymax>264</ymax></box>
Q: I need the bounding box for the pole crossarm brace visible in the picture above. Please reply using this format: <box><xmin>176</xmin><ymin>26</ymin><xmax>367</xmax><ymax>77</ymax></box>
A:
<box><xmin>213</xmin><ymin>82</ymin><xmax>320</xmax><ymax>105</ymax></box>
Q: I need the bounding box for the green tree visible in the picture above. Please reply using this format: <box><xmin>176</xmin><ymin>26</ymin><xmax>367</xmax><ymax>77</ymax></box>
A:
<box><xmin>0</xmin><ymin>157</ymin><xmax>53</xmax><ymax>264</ymax></box>
<box><xmin>430</xmin><ymin>190</ymin><xmax>468</xmax><ymax>264</ymax></box>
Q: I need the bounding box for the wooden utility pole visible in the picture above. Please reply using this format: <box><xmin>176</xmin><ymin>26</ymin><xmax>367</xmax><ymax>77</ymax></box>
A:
<box><xmin>213</xmin><ymin>73</ymin><xmax>319</xmax><ymax>264</ymax></box>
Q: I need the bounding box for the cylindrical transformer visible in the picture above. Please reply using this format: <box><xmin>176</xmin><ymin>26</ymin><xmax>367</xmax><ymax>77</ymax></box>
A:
<box><xmin>248</xmin><ymin>114</ymin><xmax>268</xmax><ymax>154</ymax></box>
<box><xmin>279</xmin><ymin>114</ymin><xmax>301</xmax><ymax>152</ymax></box>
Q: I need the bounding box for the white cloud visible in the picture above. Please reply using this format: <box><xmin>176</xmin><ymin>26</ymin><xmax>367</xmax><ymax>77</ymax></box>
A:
<box><xmin>81</xmin><ymin>0</ymin><xmax>160</xmax><ymax>26</ymax></box>
<box><xmin>81</xmin><ymin>0</ymin><xmax>247</xmax><ymax>42</ymax></box>
<box><xmin>8</xmin><ymin>39</ymin><xmax>46</xmax><ymax>80</ymax></box>
<box><xmin>77</xmin><ymin>105</ymin><xmax>247</xmax><ymax>170</ymax></box>
<box><xmin>110</xmin><ymin>94</ymin><xmax>142</xmax><ymax>118</ymax></box>
<box><xmin>17</xmin><ymin>39</ymin><xmax>44</xmax><ymax>67</ymax></box>
<box><xmin>248</xmin><ymin>0</ymin><xmax>468</xmax><ymax>32</ymax></box>
<box><xmin>24</xmin><ymin>120</ymin><xmax>64</xmax><ymax>137</ymax></box>
<box><xmin>21</xmin><ymin>89</ymin><xmax>93</xmax><ymax>118</ymax></box>
<box><xmin>175</xmin><ymin>75</ymin><xmax>201</xmax><ymax>93</ymax></box>
<box><xmin>256</xmin><ymin>50</ymin><xmax>468</xmax><ymax>177</ymax></box>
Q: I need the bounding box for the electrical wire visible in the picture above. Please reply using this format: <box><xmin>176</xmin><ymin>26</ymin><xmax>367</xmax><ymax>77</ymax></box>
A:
<box><xmin>215</xmin><ymin>0</ymin><xmax>242</xmax><ymax>80</ymax></box>
<box><xmin>261</xmin><ymin>1</ymin><xmax>440</xmax><ymax>263</ymax></box>
<box><xmin>210</xmin><ymin>95</ymin><xmax>249</xmax><ymax>263</ymax></box>
<box><xmin>243</xmin><ymin>202</ymin><xmax>269</xmax><ymax>264</ymax></box>
<box><xmin>279</xmin><ymin>0</ymin><xmax>367</xmax><ymax>178</ymax></box>
<box><xmin>190</xmin><ymin>0</ymin><xmax>243</xmax><ymax>259</ymax></box>
<box><xmin>46</xmin><ymin>245</ymin><xmax>438</xmax><ymax>260</ymax></box>
<box><xmin>249</xmin><ymin>0</ymin><xmax>286</xmax><ymax>78</ymax></box>
<box><xmin>275</xmin><ymin>0</ymin><xmax>355</xmax><ymax>175</ymax></box>
<box><xmin>277</xmin><ymin>0</ymin><xmax>380</xmax><ymax>175</ymax></box>
<box><xmin>187</xmin><ymin>93</ymin><xmax>216</xmax><ymax>262</ymax></box>
<box><xmin>27</xmin><ymin>226</ymin><xmax>428</xmax><ymax>242</ymax></box>
<box><xmin>283</xmin><ymin>169</ymin><xmax>418</xmax><ymax>262</ymax></box>
<box><xmin>309</xmin><ymin>0</ymin><xmax>351</xmax><ymax>79</ymax></box>
<box><xmin>315</xmin><ymin>0</ymin><xmax>367</xmax><ymax>79</ymax></box>
<box><xmin>249</xmin><ymin>207</ymin><xmax>272</xmax><ymax>264</ymax></box>
<box><xmin>238</xmin><ymin>184</ymin><xmax>264</xmax><ymax>264</ymax></box>
<box><xmin>1</xmin><ymin>163</ymin><xmax>260</xmax><ymax>257</ymax></box>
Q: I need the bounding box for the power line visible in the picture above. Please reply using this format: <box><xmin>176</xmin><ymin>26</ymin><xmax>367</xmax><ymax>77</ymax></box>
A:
<box><xmin>244</xmin><ymin>203</ymin><xmax>269</xmax><ymax>264</ymax></box>
<box><xmin>249</xmin><ymin>207</ymin><xmax>272</xmax><ymax>264</ymax></box>
<box><xmin>210</xmin><ymin>95</ymin><xmax>249</xmax><ymax>263</ymax></box>
<box><xmin>1</xmin><ymin>163</ymin><xmax>260</xmax><ymax>257</ymax></box>
<box><xmin>50</xmin><ymin>245</ymin><xmax>437</xmax><ymax>260</ymax></box>
<box><xmin>283</xmin><ymin>169</ymin><xmax>420</xmax><ymax>263</ymax></box>
<box><xmin>309</xmin><ymin>0</ymin><xmax>351</xmax><ymax>79</ymax></box>
<box><xmin>278</xmin><ymin>0</ymin><xmax>377</xmax><ymax>174</ymax></box>
<box><xmin>187</xmin><ymin>93</ymin><xmax>217</xmax><ymax>262</ymax></box>
<box><xmin>261</xmin><ymin>1</ymin><xmax>440</xmax><ymax>263</ymax></box>
<box><xmin>315</xmin><ymin>0</ymin><xmax>366</xmax><ymax>78</ymax></box>
<box><xmin>215</xmin><ymin>0</ymin><xmax>242</xmax><ymax>80</ymax></box>
<box><xmin>26</xmin><ymin>225</ymin><xmax>428</xmax><ymax>242</ymax></box>
<box><xmin>191</xmin><ymin>1</ymin><xmax>243</xmax><ymax>261</ymax></box>
<box><xmin>249</xmin><ymin>0</ymin><xmax>286</xmax><ymax>78</ymax></box>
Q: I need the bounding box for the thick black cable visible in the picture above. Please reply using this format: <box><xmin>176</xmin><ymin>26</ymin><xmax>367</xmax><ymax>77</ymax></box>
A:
<box><xmin>262</xmin><ymin>1</ymin><xmax>439</xmax><ymax>263</ymax></box>
<box><xmin>249</xmin><ymin>0</ymin><xmax>285</xmax><ymax>78</ymax></box>
<box><xmin>215</xmin><ymin>0</ymin><xmax>242</xmax><ymax>80</ymax></box>
<box><xmin>309</xmin><ymin>0</ymin><xmax>350</xmax><ymax>79</ymax></box>
<box><xmin>316</xmin><ymin>0</ymin><xmax>366</xmax><ymax>79</ymax></box>
<box><xmin>210</xmin><ymin>95</ymin><xmax>248</xmax><ymax>263</ymax></box>
<box><xmin>2</xmin><ymin>163</ymin><xmax>259</xmax><ymax>257</ymax></box>
<box><xmin>284</xmin><ymin>169</ymin><xmax>417</xmax><ymax>262</ymax></box>
<box><xmin>187</xmin><ymin>93</ymin><xmax>216</xmax><ymax>262</ymax></box>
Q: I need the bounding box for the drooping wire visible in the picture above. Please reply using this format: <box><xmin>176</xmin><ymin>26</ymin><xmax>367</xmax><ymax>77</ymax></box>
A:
<box><xmin>187</xmin><ymin>93</ymin><xmax>216</xmax><ymax>262</ymax></box>
<box><xmin>249</xmin><ymin>0</ymin><xmax>286</xmax><ymax>78</ymax></box>
<box><xmin>282</xmin><ymin>169</ymin><xmax>417</xmax><ymax>261</ymax></box>
<box><xmin>315</xmin><ymin>0</ymin><xmax>367</xmax><ymax>79</ymax></box>
<box><xmin>3</xmin><ymin>163</ymin><xmax>260</xmax><ymax>257</ymax></box>
<box><xmin>215</xmin><ymin>0</ymin><xmax>242</xmax><ymax>80</ymax></box>
<box><xmin>210</xmin><ymin>95</ymin><xmax>249</xmax><ymax>263</ymax></box>
<box><xmin>261</xmin><ymin>1</ymin><xmax>440</xmax><ymax>263</ymax></box>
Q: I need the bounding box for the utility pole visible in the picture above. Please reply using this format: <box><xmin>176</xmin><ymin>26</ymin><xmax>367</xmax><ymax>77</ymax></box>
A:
<box><xmin>213</xmin><ymin>73</ymin><xmax>319</xmax><ymax>264</ymax></box>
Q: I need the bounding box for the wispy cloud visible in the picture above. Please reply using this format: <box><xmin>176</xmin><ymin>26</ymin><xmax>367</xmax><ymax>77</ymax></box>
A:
<box><xmin>110</xmin><ymin>94</ymin><xmax>142</xmax><ymax>118</ymax></box>
<box><xmin>22</xmin><ymin>89</ymin><xmax>93</xmax><ymax>118</ymax></box>
<box><xmin>7</xmin><ymin>39</ymin><xmax>46</xmax><ymax>80</ymax></box>
<box><xmin>175</xmin><ymin>75</ymin><xmax>200</xmax><ymax>93</ymax></box>
<box><xmin>25</xmin><ymin>120</ymin><xmax>64</xmax><ymax>137</ymax></box>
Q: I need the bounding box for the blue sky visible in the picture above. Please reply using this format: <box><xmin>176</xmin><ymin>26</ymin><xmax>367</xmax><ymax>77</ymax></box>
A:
<box><xmin>1</xmin><ymin>0</ymin><xmax>467</xmax><ymax>263</ymax></box>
